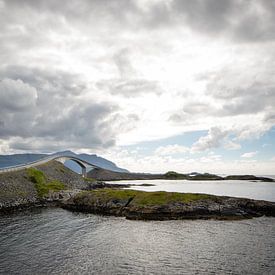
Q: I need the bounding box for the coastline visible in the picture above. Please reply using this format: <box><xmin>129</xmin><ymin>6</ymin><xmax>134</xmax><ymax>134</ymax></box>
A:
<box><xmin>1</xmin><ymin>161</ymin><xmax>275</xmax><ymax>220</ymax></box>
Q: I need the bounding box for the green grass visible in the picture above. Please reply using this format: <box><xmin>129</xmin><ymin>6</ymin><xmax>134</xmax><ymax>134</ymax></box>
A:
<box><xmin>27</xmin><ymin>168</ymin><xmax>66</xmax><ymax>198</ymax></box>
<box><xmin>83</xmin><ymin>177</ymin><xmax>96</xmax><ymax>182</ymax></box>
<box><xmin>77</xmin><ymin>189</ymin><xmax>213</xmax><ymax>206</ymax></box>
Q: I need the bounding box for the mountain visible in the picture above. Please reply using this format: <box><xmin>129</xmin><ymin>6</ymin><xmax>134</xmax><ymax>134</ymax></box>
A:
<box><xmin>0</xmin><ymin>153</ymin><xmax>46</xmax><ymax>167</ymax></box>
<box><xmin>0</xmin><ymin>150</ymin><xmax>129</xmax><ymax>173</ymax></box>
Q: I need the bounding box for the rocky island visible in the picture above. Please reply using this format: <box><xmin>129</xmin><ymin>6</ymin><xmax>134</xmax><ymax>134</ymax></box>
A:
<box><xmin>88</xmin><ymin>168</ymin><xmax>274</xmax><ymax>182</ymax></box>
<box><xmin>62</xmin><ymin>189</ymin><xmax>275</xmax><ymax>220</ymax></box>
<box><xmin>0</xmin><ymin>161</ymin><xmax>274</xmax><ymax>220</ymax></box>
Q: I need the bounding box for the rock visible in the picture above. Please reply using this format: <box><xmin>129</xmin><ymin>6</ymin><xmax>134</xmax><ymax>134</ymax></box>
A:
<box><xmin>61</xmin><ymin>189</ymin><xmax>275</xmax><ymax>220</ymax></box>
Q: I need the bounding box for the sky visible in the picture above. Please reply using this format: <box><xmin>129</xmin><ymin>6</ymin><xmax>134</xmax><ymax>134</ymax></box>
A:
<box><xmin>0</xmin><ymin>0</ymin><xmax>275</xmax><ymax>174</ymax></box>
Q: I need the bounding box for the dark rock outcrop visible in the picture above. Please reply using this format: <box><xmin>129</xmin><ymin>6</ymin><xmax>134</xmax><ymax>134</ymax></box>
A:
<box><xmin>0</xmin><ymin>161</ymin><xmax>90</xmax><ymax>212</ymax></box>
<box><xmin>62</xmin><ymin>189</ymin><xmax>275</xmax><ymax>220</ymax></box>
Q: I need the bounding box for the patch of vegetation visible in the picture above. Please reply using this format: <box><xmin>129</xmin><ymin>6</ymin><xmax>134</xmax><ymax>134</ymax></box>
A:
<box><xmin>27</xmin><ymin>168</ymin><xmax>66</xmax><ymax>197</ymax></box>
<box><xmin>84</xmin><ymin>177</ymin><xmax>96</xmax><ymax>182</ymax></box>
<box><xmin>27</xmin><ymin>168</ymin><xmax>46</xmax><ymax>185</ymax></box>
<box><xmin>76</xmin><ymin>189</ymin><xmax>213</xmax><ymax>206</ymax></box>
<box><xmin>47</xmin><ymin>180</ymin><xmax>66</xmax><ymax>192</ymax></box>
<box><xmin>164</xmin><ymin>171</ymin><xmax>186</xmax><ymax>179</ymax></box>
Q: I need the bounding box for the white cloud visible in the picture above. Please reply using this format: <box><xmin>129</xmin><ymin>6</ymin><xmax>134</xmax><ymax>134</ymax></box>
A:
<box><xmin>241</xmin><ymin>151</ymin><xmax>258</xmax><ymax>158</ymax></box>
<box><xmin>224</xmin><ymin>140</ymin><xmax>241</xmax><ymax>150</ymax></box>
<box><xmin>200</xmin><ymin>154</ymin><xmax>222</xmax><ymax>163</ymax></box>
<box><xmin>155</xmin><ymin>144</ymin><xmax>189</xmax><ymax>156</ymax></box>
<box><xmin>191</xmin><ymin>127</ymin><xmax>228</xmax><ymax>152</ymax></box>
<box><xmin>102</xmin><ymin>148</ymin><xmax>274</xmax><ymax>175</ymax></box>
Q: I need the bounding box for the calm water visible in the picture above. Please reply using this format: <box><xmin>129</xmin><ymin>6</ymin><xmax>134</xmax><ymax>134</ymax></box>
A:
<box><xmin>1</xmin><ymin>180</ymin><xmax>275</xmax><ymax>274</ymax></box>
<box><xmin>109</xmin><ymin>179</ymin><xmax>275</xmax><ymax>202</ymax></box>
<box><xmin>0</xmin><ymin>208</ymin><xmax>275</xmax><ymax>275</ymax></box>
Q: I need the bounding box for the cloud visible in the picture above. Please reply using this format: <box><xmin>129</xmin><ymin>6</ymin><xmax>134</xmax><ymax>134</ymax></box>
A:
<box><xmin>224</xmin><ymin>140</ymin><xmax>241</xmax><ymax>150</ymax></box>
<box><xmin>102</xmin><ymin>147</ymin><xmax>275</xmax><ymax>175</ymax></box>
<box><xmin>155</xmin><ymin>144</ymin><xmax>189</xmax><ymax>156</ymax></box>
<box><xmin>171</xmin><ymin>0</ymin><xmax>275</xmax><ymax>42</ymax></box>
<box><xmin>191</xmin><ymin>127</ymin><xmax>228</xmax><ymax>152</ymax></box>
<box><xmin>0</xmin><ymin>66</ymin><xmax>137</xmax><ymax>152</ymax></box>
<box><xmin>0</xmin><ymin>0</ymin><xmax>274</xmax><ymax>174</ymax></box>
<box><xmin>169</xmin><ymin>102</ymin><xmax>215</xmax><ymax>122</ymax></box>
<box><xmin>199</xmin><ymin>153</ymin><xmax>222</xmax><ymax>163</ymax></box>
<box><xmin>241</xmin><ymin>151</ymin><xmax>258</xmax><ymax>158</ymax></box>
<box><xmin>96</xmin><ymin>79</ymin><xmax>162</xmax><ymax>97</ymax></box>
<box><xmin>0</xmin><ymin>78</ymin><xmax>37</xmax><ymax>111</ymax></box>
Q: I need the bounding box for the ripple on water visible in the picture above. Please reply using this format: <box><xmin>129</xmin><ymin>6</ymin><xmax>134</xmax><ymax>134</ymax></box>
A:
<box><xmin>0</xmin><ymin>208</ymin><xmax>275</xmax><ymax>275</ymax></box>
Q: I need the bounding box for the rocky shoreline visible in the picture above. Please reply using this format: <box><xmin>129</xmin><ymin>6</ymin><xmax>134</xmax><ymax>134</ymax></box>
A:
<box><xmin>1</xmin><ymin>161</ymin><xmax>275</xmax><ymax>220</ymax></box>
<box><xmin>61</xmin><ymin>189</ymin><xmax>275</xmax><ymax>220</ymax></box>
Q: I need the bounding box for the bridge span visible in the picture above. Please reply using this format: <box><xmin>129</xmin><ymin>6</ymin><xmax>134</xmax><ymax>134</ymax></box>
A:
<box><xmin>0</xmin><ymin>154</ymin><xmax>101</xmax><ymax>177</ymax></box>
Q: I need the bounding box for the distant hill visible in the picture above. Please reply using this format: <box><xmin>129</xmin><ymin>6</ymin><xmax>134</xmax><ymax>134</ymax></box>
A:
<box><xmin>88</xmin><ymin>167</ymin><xmax>162</xmax><ymax>181</ymax></box>
<box><xmin>0</xmin><ymin>150</ymin><xmax>129</xmax><ymax>173</ymax></box>
<box><xmin>87</xmin><ymin>169</ymin><xmax>274</xmax><ymax>182</ymax></box>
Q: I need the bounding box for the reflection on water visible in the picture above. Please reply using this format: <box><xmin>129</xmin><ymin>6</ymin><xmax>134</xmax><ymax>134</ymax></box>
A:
<box><xmin>109</xmin><ymin>179</ymin><xmax>275</xmax><ymax>202</ymax></box>
<box><xmin>0</xmin><ymin>208</ymin><xmax>275</xmax><ymax>275</ymax></box>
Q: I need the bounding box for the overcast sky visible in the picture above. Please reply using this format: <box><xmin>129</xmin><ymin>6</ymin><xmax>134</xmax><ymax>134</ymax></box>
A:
<box><xmin>0</xmin><ymin>0</ymin><xmax>275</xmax><ymax>174</ymax></box>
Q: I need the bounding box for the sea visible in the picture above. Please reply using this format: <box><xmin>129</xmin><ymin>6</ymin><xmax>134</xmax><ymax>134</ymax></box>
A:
<box><xmin>0</xmin><ymin>179</ymin><xmax>275</xmax><ymax>274</ymax></box>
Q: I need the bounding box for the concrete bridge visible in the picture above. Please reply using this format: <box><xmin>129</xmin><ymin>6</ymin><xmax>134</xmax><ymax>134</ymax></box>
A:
<box><xmin>0</xmin><ymin>154</ymin><xmax>101</xmax><ymax>177</ymax></box>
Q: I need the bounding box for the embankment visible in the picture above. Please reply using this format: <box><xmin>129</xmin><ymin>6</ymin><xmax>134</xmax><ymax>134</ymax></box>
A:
<box><xmin>0</xmin><ymin>161</ymin><xmax>92</xmax><ymax>212</ymax></box>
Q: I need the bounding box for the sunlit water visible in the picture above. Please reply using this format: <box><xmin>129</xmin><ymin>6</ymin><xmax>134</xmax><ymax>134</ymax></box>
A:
<box><xmin>109</xmin><ymin>179</ymin><xmax>275</xmax><ymax>202</ymax></box>
<box><xmin>0</xmin><ymin>208</ymin><xmax>275</xmax><ymax>275</ymax></box>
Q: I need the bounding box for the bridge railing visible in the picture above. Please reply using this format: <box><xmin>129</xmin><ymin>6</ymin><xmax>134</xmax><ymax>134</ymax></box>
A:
<box><xmin>0</xmin><ymin>154</ymin><xmax>99</xmax><ymax>174</ymax></box>
<box><xmin>0</xmin><ymin>155</ymin><xmax>55</xmax><ymax>173</ymax></box>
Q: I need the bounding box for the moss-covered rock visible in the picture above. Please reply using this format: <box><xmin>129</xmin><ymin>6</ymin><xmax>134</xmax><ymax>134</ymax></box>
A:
<box><xmin>27</xmin><ymin>168</ymin><xmax>66</xmax><ymax>198</ymax></box>
<box><xmin>62</xmin><ymin>189</ymin><xmax>275</xmax><ymax>220</ymax></box>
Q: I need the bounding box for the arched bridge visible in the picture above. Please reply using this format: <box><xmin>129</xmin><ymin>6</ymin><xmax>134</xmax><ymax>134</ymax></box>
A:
<box><xmin>0</xmin><ymin>154</ymin><xmax>102</xmax><ymax>177</ymax></box>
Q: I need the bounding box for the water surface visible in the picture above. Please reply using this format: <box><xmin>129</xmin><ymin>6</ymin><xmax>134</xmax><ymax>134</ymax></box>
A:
<box><xmin>109</xmin><ymin>179</ymin><xmax>275</xmax><ymax>202</ymax></box>
<box><xmin>0</xmin><ymin>208</ymin><xmax>274</xmax><ymax>275</ymax></box>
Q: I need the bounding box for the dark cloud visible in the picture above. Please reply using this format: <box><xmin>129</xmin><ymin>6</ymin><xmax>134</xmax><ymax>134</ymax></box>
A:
<box><xmin>2</xmin><ymin>0</ymin><xmax>275</xmax><ymax>43</ymax></box>
<box><xmin>0</xmin><ymin>66</ymin><xmax>125</xmax><ymax>150</ymax></box>
<box><xmin>170</xmin><ymin>0</ymin><xmax>275</xmax><ymax>42</ymax></box>
<box><xmin>0</xmin><ymin>66</ymin><xmax>86</xmax><ymax>96</ymax></box>
<box><xmin>207</xmin><ymin>80</ymin><xmax>275</xmax><ymax>116</ymax></box>
<box><xmin>173</xmin><ymin>0</ymin><xmax>235</xmax><ymax>34</ymax></box>
<box><xmin>0</xmin><ymin>78</ymin><xmax>37</xmax><ymax>111</ymax></box>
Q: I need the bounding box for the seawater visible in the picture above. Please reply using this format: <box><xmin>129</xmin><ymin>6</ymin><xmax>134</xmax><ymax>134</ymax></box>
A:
<box><xmin>1</xmin><ymin>180</ymin><xmax>275</xmax><ymax>274</ymax></box>
<box><xmin>109</xmin><ymin>179</ymin><xmax>275</xmax><ymax>202</ymax></box>
<box><xmin>0</xmin><ymin>208</ymin><xmax>274</xmax><ymax>274</ymax></box>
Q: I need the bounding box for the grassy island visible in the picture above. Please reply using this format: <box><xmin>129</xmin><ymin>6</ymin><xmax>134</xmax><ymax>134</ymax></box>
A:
<box><xmin>63</xmin><ymin>188</ymin><xmax>275</xmax><ymax>220</ymax></box>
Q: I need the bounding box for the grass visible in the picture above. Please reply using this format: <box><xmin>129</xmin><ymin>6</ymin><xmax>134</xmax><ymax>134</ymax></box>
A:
<box><xmin>83</xmin><ymin>177</ymin><xmax>96</xmax><ymax>182</ymax></box>
<box><xmin>27</xmin><ymin>168</ymin><xmax>66</xmax><ymax>198</ymax></box>
<box><xmin>76</xmin><ymin>189</ymin><xmax>213</xmax><ymax>206</ymax></box>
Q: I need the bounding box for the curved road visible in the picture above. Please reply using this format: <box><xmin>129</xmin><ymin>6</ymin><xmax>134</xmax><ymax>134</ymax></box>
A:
<box><xmin>0</xmin><ymin>154</ymin><xmax>101</xmax><ymax>176</ymax></box>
